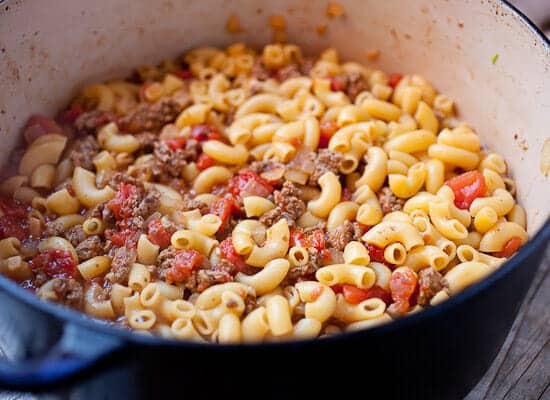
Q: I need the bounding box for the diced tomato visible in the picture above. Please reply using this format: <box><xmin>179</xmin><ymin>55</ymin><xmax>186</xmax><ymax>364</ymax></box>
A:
<box><xmin>388</xmin><ymin>73</ymin><xmax>403</xmax><ymax>88</ymax></box>
<box><xmin>147</xmin><ymin>219</ymin><xmax>172</xmax><ymax>248</ymax></box>
<box><xmin>30</xmin><ymin>249</ymin><xmax>77</xmax><ymax>279</ymax></box>
<box><xmin>109</xmin><ymin>228</ymin><xmax>139</xmax><ymax>248</ymax></box>
<box><xmin>219</xmin><ymin>237</ymin><xmax>248</xmax><ymax>272</ymax></box>
<box><xmin>0</xmin><ymin>198</ymin><xmax>29</xmax><ymax>241</ymax></box>
<box><xmin>196</xmin><ymin>153</ymin><xmax>216</xmax><ymax>171</ymax></box>
<box><xmin>173</xmin><ymin>69</ymin><xmax>194</xmax><ymax>80</ymax></box>
<box><xmin>445</xmin><ymin>171</ymin><xmax>487</xmax><ymax>210</ymax></box>
<box><xmin>210</xmin><ymin>195</ymin><xmax>240</xmax><ymax>227</ymax></box>
<box><xmin>57</xmin><ymin>105</ymin><xmax>84</xmax><ymax>125</ymax></box>
<box><xmin>165</xmin><ymin>249</ymin><xmax>205</xmax><ymax>284</ymax></box>
<box><xmin>191</xmin><ymin>125</ymin><xmax>222</xmax><ymax>142</ymax></box>
<box><xmin>290</xmin><ymin>229</ymin><xmax>305</xmax><ymax>248</ymax></box>
<box><xmin>228</xmin><ymin>170</ymin><xmax>274</xmax><ymax>198</ymax></box>
<box><xmin>340</xmin><ymin>284</ymin><xmax>392</xmax><ymax>305</ymax></box>
<box><xmin>389</xmin><ymin>268</ymin><xmax>418</xmax><ymax>314</ymax></box>
<box><xmin>328</xmin><ymin>75</ymin><xmax>346</xmax><ymax>92</ymax></box>
<box><xmin>307</xmin><ymin>229</ymin><xmax>326</xmax><ymax>251</ymax></box>
<box><xmin>356</xmin><ymin>223</ymin><xmax>370</xmax><ymax>235</ymax></box>
<box><xmin>164</xmin><ymin>137</ymin><xmax>187</xmax><ymax>151</ymax></box>
<box><xmin>366</xmin><ymin>243</ymin><xmax>386</xmax><ymax>263</ymax></box>
<box><xmin>319</xmin><ymin>120</ymin><xmax>338</xmax><ymax>149</ymax></box>
<box><xmin>331</xmin><ymin>284</ymin><xmax>343</xmax><ymax>294</ymax></box>
<box><xmin>107</xmin><ymin>183</ymin><xmax>139</xmax><ymax>220</ymax></box>
<box><xmin>23</xmin><ymin>115</ymin><xmax>64</xmax><ymax>145</ymax></box>
<box><xmin>494</xmin><ymin>236</ymin><xmax>522</xmax><ymax>258</ymax></box>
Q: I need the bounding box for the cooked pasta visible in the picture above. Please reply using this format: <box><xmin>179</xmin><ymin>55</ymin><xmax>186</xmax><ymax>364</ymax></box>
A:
<box><xmin>0</xmin><ymin>42</ymin><xmax>527</xmax><ymax>343</ymax></box>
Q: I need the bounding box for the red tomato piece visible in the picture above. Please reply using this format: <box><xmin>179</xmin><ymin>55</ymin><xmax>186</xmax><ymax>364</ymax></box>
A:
<box><xmin>494</xmin><ymin>236</ymin><xmax>522</xmax><ymax>258</ymax></box>
<box><xmin>173</xmin><ymin>69</ymin><xmax>194</xmax><ymax>80</ymax></box>
<box><xmin>331</xmin><ymin>284</ymin><xmax>344</xmax><ymax>294</ymax></box>
<box><xmin>328</xmin><ymin>75</ymin><xmax>346</xmax><ymax>92</ymax></box>
<box><xmin>0</xmin><ymin>198</ymin><xmax>29</xmax><ymax>241</ymax></box>
<box><xmin>109</xmin><ymin>228</ymin><xmax>139</xmax><ymax>248</ymax></box>
<box><xmin>289</xmin><ymin>228</ymin><xmax>306</xmax><ymax>248</ymax></box>
<box><xmin>147</xmin><ymin>219</ymin><xmax>172</xmax><ymax>248</ymax></box>
<box><xmin>388</xmin><ymin>73</ymin><xmax>403</xmax><ymax>88</ymax></box>
<box><xmin>389</xmin><ymin>268</ymin><xmax>418</xmax><ymax>314</ymax></box>
<box><xmin>23</xmin><ymin>115</ymin><xmax>64</xmax><ymax>145</ymax></box>
<box><xmin>57</xmin><ymin>105</ymin><xmax>84</xmax><ymax>125</ymax></box>
<box><xmin>191</xmin><ymin>125</ymin><xmax>222</xmax><ymax>142</ymax></box>
<box><xmin>319</xmin><ymin>120</ymin><xmax>338</xmax><ymax>149</ymax></box>
<box><xmin>196</xmin><ymin>153</ymin><xmax>216</xmax><ymax>171</ymax></box>
<box><xmin>228</xmin><ymin>171</ymin><xmax>274</xmax><ymax>198</ymax></box>
<box><xmin>445</xmin><ymin>171</ymin><xmax>487</xmax><ymax>209</ymax></box>
<box><xmin>164</xmin><ymin>137</ymin><xmax>187</xmax><ymax>151</ymax></box>
<box><xmin>366</xmin><ymin>243</ymin><xmax>386</xmax><ymax>263</ymax></box>
<box><xmin>341</xmin><ymin>285</ymin><xmax>392</xmax><ymax>305</ymax></box>
<box><xmin>219</xmin><ymin>238</ymin><xmax>247</xmax><ymax>272</ymax></box>
<box><xmin>165</xmin><ymin>249</ymin><xmax>205</xmax><ymax>283</ymax></box>
<box><xmin>107</xmin><ymin>183</ymin><xmax>139</xmax><ymax>220</ymax></box>
<box><xmin>210</xmin><ymin>196</ymin><xmax>239</xmax><ymax>227</ymax></box>
<box><xmin>30</xmin><ymin>249</ymin><xmax>77</xmax><ymax>279</ymax></box>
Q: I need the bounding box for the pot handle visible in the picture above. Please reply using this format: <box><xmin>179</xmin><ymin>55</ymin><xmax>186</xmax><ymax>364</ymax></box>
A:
<box><xmin>0</xmin><ymin>322</ymin><xmax>123</xmax><ymax>390</ymax></box>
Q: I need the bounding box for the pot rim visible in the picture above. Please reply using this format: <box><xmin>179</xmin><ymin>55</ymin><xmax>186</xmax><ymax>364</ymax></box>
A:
<box><xmin>0</xmin><ymin>0</ymin><xmax>548</xmax><ymax>350</ymax></box>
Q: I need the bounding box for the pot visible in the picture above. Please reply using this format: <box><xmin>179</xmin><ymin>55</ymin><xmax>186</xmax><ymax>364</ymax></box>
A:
<box><xmin>0</xmin><ymin>0</ymin><xmax>548</xmax><ymax>398</ymax></box>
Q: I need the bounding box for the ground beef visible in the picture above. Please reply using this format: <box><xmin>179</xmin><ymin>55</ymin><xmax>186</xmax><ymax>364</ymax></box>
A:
<box><xmin>65</xmin><ymin>224</ymin><xmax>87</xmax><ymax>247</ymax></box>
<box><xmin>344</xmin><ymin>72</ymin><xmax>369</xmax><ymax>101</ymax></box>
<box><xmin>251</xmin><ymin>60</ymin><xmax>271</xmax><ymax>81</ymax></box>
<box><xmin>48</xmin><ymin>278</ymin><xmax>84</xmax><ymax>309</ymax></box>
<box><xmin>417</xmin><ymin>267</ymin><xmax>448</xmax><ymax>306</ymax></box>
<box><xmin>282</xmin><ymin>247</ymin><xmax>323</xmax><ymax>286</ymax></box>
<box><xmin>134</xmin><ymin>131</ymin><xmax>158</xmax><ymax>151</ymax></box>
<box><xmin>44</xmin><ymin>221</ymin><xmax>65</xmax><ymax>237</ymax></box>
<box><xmin>108</xmin><ymin>171</ymin><xmax>143</xmax><ymax>188</ymax></box>
<box><xmin>75</xmin><ymin>235</ymin><xmax>103</xmax><ymax>261</ymax></box>
<box><xmin>122</xmin><ymin>216</ymin><xmax>146</xmax><ymax>231</ymax></box>
<box><xmin>69</xmin><ymin>135</ymin><xmax>100</xmax><ymax>170</ymax></box>
<box><xmin>182</xmin><ymin>195</ymin><xmax>209</xmax><ymax>214</ymax></box>
<box><xmin>275</xmin><ymin>64</ymin><xmax>302</xmax><ymax>81</ymax></box>
<box><xmin>133</xmin><ymin>190</ymin><xmax>161</xmax><ymax>219</ymax></box>
<box><xmin>309</xmin><ymin>149</ymin><xmax>343</xmax><ymax>185</ymax></box>
<box><xmin>184</xmin><ymin>267</ymin><xmax>233</xmax><ymax>293</ymax></box>
<box><xmin>249</xmin><ymin>160</ymin><xmax>283</xmax><ymax>175</ymax></box>
<box><xmin>326</xmin><ymin>221</ymin><xmax>358</xmax><ymax>251</ymax></box>
<box><xmin>118</xmin><ymin>98</ymin><xmax>181</xmax><ymax>133</ymax></box>
<box><xmin>152</xmin><ymin>140</ymin><xmax>197</xmax><ymax>178</ymax></box>
<box><xmin>107</xmin><ymin>247</ymin><xmax>136</xmax><ymax>285</ymax></box>
<box><xmin>87</xmin><ymin>279</ymin><xmax>112</xmax><ymax>302</ymax></box>
<box><xmin>259</xmin><ymin>181</ymin><xmax>306</xmax><ymax>227</ymax></box>
<box><xmin>156</xmin><ymin>246</ymin><xmax>177</xmax><ymax>280</ymax></box>
<box><xmin>377</xmin><ymin>187</ymin><xmax>406</xmax><ymax>214</ymax></box>
<box><xmin>74</xmin><ymin>110</ymin><xmax>114</xmax><ymax>135</ymax></box>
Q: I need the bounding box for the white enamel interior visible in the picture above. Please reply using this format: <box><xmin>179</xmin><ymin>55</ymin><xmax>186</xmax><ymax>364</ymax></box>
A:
<box><xmin>0</xmin><ymin>0</ymin><xmax>548</xmax><ymax>233</ymax></box>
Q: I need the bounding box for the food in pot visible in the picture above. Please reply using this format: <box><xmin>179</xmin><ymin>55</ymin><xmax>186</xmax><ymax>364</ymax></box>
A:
<box><xmin>0</xmin><ymin>43</ymin><xmax>528</xmax><ymax>343</ymax></box>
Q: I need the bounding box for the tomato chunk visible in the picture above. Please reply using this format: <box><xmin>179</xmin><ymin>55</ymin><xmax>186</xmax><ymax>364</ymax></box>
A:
<box><xmin>307</xmin><ymin>229</ymin><xmax>326</xmax><ymax>251</ymax></box>
<box><xmin>210</xmin><ymin>195</ymin><xmax>239</xmax><ymax>227</ymax></box>
<box><xmin>328</xmin><ymin>75</ymin><xmax>346</xmax><ymax>92</ymax></box>
<box><xmin>389</xmin><ymin>268</ymin><xmax>418</xmax><ymax>314</ymax></box>
<box><xmin>319</xmin><ymin>120</ymin><xmax>338</xmax><ymax>149</ymax></box>
<box><xmin>388</xmin><ymin>73</ymin><xmax>403</xmax><ymax>88</ymax></box>
<box><xmin>494</xmin><ymin>236</ymin><xmax>522</xmax><ymax>258</ymax></box>
<box><xmin>31</xmin><ymin>249</ymin><xmax>77</xmax><ymax>279</ymax></box>
<box><xmin>165</xmin><ymin>249</ymin><xmax>205</xmax><ymax>284</ymax></box>
<box><xmin>57</xmin><ymin>105</ymin><xmax>84</xmax><ymax>125</ymax></box>
<box><xmin>196</xmin><ymin>153</ymin><xmax>216</xmax><ymax>171</ymax></box>
<box><xmin>0</xmin><ymin>198</ymin><xmax>29</xmax><ymax>241</ymax></box>
<box><xmin>219</xmin><ymin>238</ymin><xmax>247</xmax><ymax>272</ymax></box>
<box><xmin>109</xmin><ymin>228</ymin><xmax>139</xmax><ymax>248</ymax></box>
<box><xmin>147</xmin><ymin>219</ymin><xmax>172</xmax><ymax>248</ymax></box>
<box><xmin>191</xmin><ymin>125</ymin><xmax>222</xmax><ymax>142</ymax></box>
<box><xmin>341</xmin><ymin>284</ymin><xmax>392</xmax><ymax>305</ymax></box>
<box><xmin>107</xmin><ymin>183</ymin><xmax>139</xmax><ymax>220</ymax></box>
<box><xmin>164</xmin><ymin>137</ymin><xmax>187</xmax><ymax>151</ymax></box>
<box><xmin>228</xmin><ymin>171</ymin><xmax>274</xmax><ymax>198</ymax></box>
<box><xmin>173</xmin><ymin>69</ymin><xmax>194</xmax><ymax>80</ymax></box>
<box><xmin>444</xmin><ymin>171</ymin><xmax>487</xmax><ymax>210</ymax></box>
<box><xmin>366</xmin><ymin>243</ymin><xmax>386</xmax><ymax>263</ymax></box>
